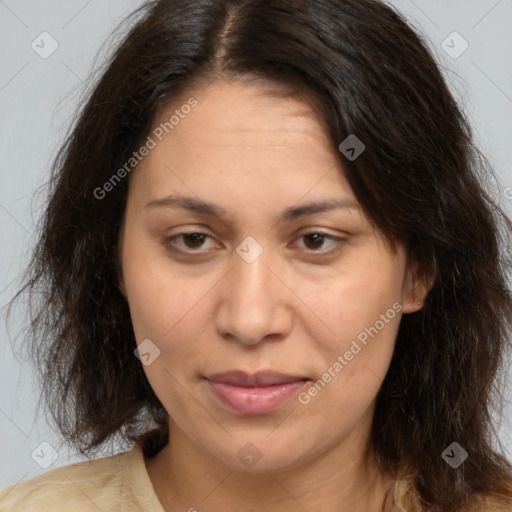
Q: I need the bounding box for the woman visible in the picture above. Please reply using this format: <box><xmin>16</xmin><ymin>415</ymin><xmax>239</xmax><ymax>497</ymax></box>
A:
<box><xmin>2</xmin><ymin>0</ymin><xmax>512</xmax><ymax>510</ymax></box>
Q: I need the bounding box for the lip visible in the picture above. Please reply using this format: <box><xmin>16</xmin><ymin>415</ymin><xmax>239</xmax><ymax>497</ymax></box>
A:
<box><xmin>204</xmin><ymin>370</ymin><xmax>308</xmax><ymax>415</ymax></box>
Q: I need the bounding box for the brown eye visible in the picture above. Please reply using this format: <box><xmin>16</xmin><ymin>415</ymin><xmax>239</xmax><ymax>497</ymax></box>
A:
<box><xmin>295</xmin><ymin>231</ymin><xmax>345</xmax><ymax>254</ymax></box>
<box><xmin>302</xmin><ymin>233</ymin><xmax>327</xmax><ymax>250</ymax></box>
<box><xmin>181</xmin><ymin>233</ymin><xmax>208</xmax><ymax>249</ymax></box>
<box><xmin>163</xmin><ymin>231</ymin><xmax>217</xmax><ymax>253</ymax></box>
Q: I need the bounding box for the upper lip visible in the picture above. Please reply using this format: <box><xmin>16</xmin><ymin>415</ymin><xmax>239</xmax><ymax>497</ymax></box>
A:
<box><xmin>205</xmin><ymin>370</ymin><xmax>307</xmax><ymax>387</ymax></box>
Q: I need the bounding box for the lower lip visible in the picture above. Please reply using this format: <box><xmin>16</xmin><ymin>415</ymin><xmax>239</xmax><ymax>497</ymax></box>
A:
<box><xmin>206</xmin><ymin>379</ymin><xmax>307</xmax><ymax>415</ymax></box>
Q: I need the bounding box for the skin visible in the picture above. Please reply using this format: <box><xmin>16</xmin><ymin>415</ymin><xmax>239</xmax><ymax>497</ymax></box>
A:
<box><xmin>118</xmin><ymin>77</ymin><xmax>431</xmax><ymax>512</ymax></box>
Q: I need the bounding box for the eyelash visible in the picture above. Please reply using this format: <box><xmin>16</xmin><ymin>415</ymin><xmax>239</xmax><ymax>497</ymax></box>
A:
<box><xmin>162</xmin><ymin>230</ymin><xmax>346</xmax><ymax>257</ymax></box>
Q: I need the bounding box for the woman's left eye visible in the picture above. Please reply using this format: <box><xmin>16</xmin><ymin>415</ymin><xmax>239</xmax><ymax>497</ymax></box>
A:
<box><xmin>292</xmin><ymin>232</ymin><xmax>345</xmax><ymax>255</ymax></box>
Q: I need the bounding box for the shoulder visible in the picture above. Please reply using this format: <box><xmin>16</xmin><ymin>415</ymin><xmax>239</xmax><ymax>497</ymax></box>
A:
<box><xmin>0</xmin><ymin>445</ymin><xmax>138</xmax><ymax>512</ymax></box>
<box><xmin>466</xmin><ymin>491</ymin><xmax>512</xmax><ymax>512</ymax></box>
<box><xmin>390</xmin><ymin>473</ymin><xmax>512</xmax><ymax>512</ymax></box>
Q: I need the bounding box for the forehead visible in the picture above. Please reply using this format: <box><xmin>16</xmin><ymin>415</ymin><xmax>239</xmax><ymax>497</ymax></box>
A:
<box><xmin>132</xmin><ymin>78</ymin><xmax>352</xmax><ymax>201</ymax></box>
<box><xmin>159</xmin><ymin>79</ymin><xmax>332</xmax><ymax>149</ymax></box>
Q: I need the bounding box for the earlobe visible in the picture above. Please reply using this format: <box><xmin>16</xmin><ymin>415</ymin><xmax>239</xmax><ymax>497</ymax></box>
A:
<box><xmin>116</xmin><ymin>260</ymin><xmax>127</xmax><ymax>298</ymax></box>
<box><xmin>118</xmin><ymin>280</ymin><xmax>126</xmax><ymax>297</ymax></box>
<box><xmin>115</xmin><ymin>242</ymin><xmax>126</xmax><ymax>298</ymax></box>
<box><xmin>402</xmin><ymin>257</ymin><xmax>435</xmax><ymax>314</ymax></box>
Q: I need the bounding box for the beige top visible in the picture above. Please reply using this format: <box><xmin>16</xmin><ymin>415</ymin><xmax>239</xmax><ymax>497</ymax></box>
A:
<box><xmin>0</xmin><ymin>443</ymin><xmax>165</xmax><ymax>512</ymax></box>
<box><xmin>0</xmin><ymin>443</ymin><xmax>506</xmax><ymax>511</ymax></box>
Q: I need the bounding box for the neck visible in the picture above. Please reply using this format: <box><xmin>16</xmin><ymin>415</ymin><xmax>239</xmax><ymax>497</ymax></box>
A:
<box><xmin>145</xmin><ymin>419</ymin><xmax>394</xmax><ymax>512</ymax></box>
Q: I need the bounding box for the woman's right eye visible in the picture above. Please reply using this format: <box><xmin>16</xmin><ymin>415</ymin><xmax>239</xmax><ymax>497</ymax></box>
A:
<box><xmin>163</xmin><ymin>232</ymin><xmax>218</xmax><ymax>253</ymax></box>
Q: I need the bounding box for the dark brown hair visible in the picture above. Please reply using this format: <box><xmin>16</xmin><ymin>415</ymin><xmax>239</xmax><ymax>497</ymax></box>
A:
<box><xmin>7</xmin><ymin>0</ymin><xmax>512</xmax><ymax>510</ymax></box>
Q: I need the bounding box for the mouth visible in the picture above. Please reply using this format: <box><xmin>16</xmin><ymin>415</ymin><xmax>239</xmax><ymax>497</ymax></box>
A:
<box><xmin>204</xmin><ymin>370</ymin><xmax>308</xmax><ymax>415</ymax></box>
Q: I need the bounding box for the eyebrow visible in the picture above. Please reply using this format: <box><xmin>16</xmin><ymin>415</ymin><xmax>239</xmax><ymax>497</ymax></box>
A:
<box><xmin>144</xmin><ymin>194</ymin><xmax>361</xmax><ymax>222</ymax></box>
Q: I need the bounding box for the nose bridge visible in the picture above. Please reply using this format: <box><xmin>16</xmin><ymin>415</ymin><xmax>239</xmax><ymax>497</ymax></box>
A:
<box><xmin>215</xmin><ymin>242</ymin><xmax>291</xmax><ymax>345</ymax></box>
<box><xmin>233</xmin><ymin>249</ymin><xmax>274</xmax><ymax>304</ymax></box>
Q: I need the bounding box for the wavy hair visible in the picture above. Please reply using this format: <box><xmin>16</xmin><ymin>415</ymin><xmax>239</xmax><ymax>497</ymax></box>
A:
<box><xmin>7</xmin><ymin>0</ymin><xmax>512</xmax><ymax>510</ymax></box>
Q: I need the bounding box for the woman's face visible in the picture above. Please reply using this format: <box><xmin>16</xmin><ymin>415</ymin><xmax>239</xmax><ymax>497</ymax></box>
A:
<box><xmin>119</xmin><ymin>78</ymin><xmax>427</xmax><ymax>472</ymax></box>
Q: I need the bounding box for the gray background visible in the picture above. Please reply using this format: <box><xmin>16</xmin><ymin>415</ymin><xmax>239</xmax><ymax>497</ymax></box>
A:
<box><xmin>1</xmin><ymin>0</ymin><xmax>511</xmax><ymax>490</ymax></box>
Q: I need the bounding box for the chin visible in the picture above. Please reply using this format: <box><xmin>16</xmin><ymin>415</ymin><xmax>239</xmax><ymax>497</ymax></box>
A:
<box><xmin>206</xmin><ymin>432</ymin><xmax>316</xmax><ymax>474</ymax></box>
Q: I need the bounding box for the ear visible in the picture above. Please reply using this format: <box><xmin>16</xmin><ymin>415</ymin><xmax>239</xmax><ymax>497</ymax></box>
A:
<box><xmin>401</xmin><ymin>254</ymin><xmax>435</xmax><ymax>314</ymax></box>
<box><xmin>118</xmin><ymin>278</ymin><xmax>126</xmax><ymax>298</ymax></box>
<box><xmin>115</xmin><ymin>242</ymin><xmax>127</xmax><ymax>298</ymax></box>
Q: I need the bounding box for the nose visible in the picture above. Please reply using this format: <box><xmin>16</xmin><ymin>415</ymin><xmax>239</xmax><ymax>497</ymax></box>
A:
<box><xmin>214</xmin><ymin>246</ymin><xmax>293</xmax><ymax>346</ymax></box>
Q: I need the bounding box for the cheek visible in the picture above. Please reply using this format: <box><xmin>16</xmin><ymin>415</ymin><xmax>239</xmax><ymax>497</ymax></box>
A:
<box><xmin>123</xmin><ymin>256</ymin><xmax>213</xmax><ymax>416</ymax></box>
<box><xmin>298</xmin><ymin>251</ymin><xmax>403</xmax><ymax>347</ymax></box>
<box><xmin>121</xmin><ymin>231</ymin><xmax>196</xmax><ymax>337</ymax></box>
<box><xmin>292</xmin><ymin>249</ymin><xmax>403</xmax><ymax>410</ymax></box>
<box><xmin>126</xmin><ymin>270</ymin><xmax>209</xmax><ymax>348</ymax></box>
<box><xmin>299</xmin><ymin>302</ymin><xmax>400</xmax><ymax>421</ymax></box>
